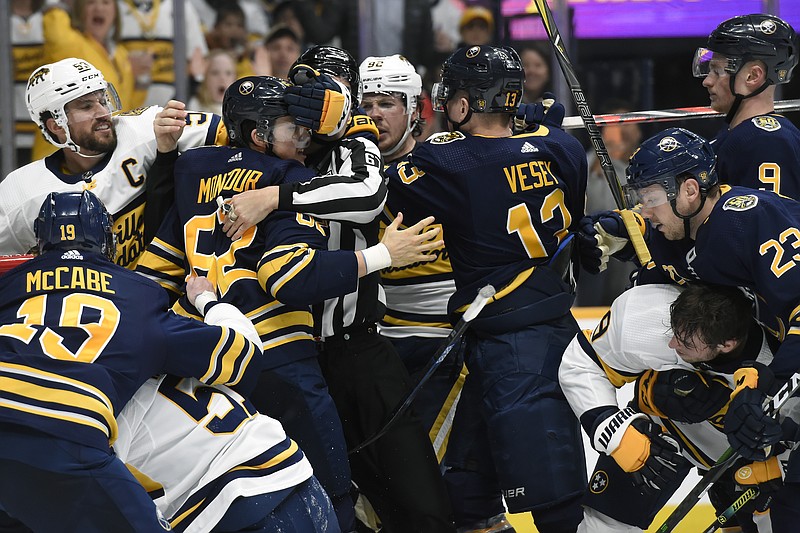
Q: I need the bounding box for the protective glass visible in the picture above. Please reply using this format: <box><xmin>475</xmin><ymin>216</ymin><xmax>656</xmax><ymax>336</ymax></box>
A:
<box><xmin>64</xmin><ymin>86</ymin><xmax>122</xmax><ymax>124</ymax></box>
<box><xmin>692</xmin><ymin>48</ymin><xmax>742</xmax><ymax>78</ymax></box>
<box><xmin>623</xmin><ymin>183</ymin><xmax>670</xmax><ymax>209</ymax></box>
<box><xmin>431</xmin><ymin>82</ymin><xmax>450</xmax><ymax>112</ymax></box>
<box><xmin>271</xmin><ymin>122</ymin><xmax>311</xmax><ymax>148</ymax></box>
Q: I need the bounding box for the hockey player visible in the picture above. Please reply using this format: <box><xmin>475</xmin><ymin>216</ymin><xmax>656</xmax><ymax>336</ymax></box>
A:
<box><xmin>578</xmin><ymin>127</ymin><xmax>800</xmax><ymax>529</ymax></box>
<box><xmin>0</xmin><ymin>190</ymin><xmax>262</xmax><ymax>532</ymax></box>
<box><xmin>115</xmin><ymin>376</ymin><xmax>339</xmax><ymax>532</ymax></box>
<box><xmin>693</xmin><ymin>13</ymin><xmax>800</xmax><ymax>197</ymax></box>
<box><xmin>0</xmin><ymin>57</ymin><xmax>226</xmax><ymax>268</ymax></box>
<box><xmin>384</xmin><ymin>45</ymin><xmax>589</xmax><ymax>532</ymax></box>
<box><xmin>560</xmin><ymin>282</ymin><xmax>782</xmax><ymax>532</ymax></box>
<box><xmin>136</xmin><ymin>74</ymin><xmax>444</xmax><ymax>532</ymax></box>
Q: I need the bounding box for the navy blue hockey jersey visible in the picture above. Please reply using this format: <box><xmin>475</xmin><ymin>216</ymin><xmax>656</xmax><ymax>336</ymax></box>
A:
<box><xmin>0</xmin><ymin>251</ymin><xmax>261</xmax><ymax>450</ymax></box>
<box><xmin>641</xmin><ymin>185</ymin><xmax>800</xmax><ymax>380</ymax></box>
<box><xmin>712</xmin><ymin>114</ymin><xmax>800</xmax><ymax>199</ymax></box>
<box><xmin>137</xmin><ymin>146</ymin><xmax>360</xmax><ymax>369</ymax></box>
<box><xmin>385</xmin><ymin>126</ymin><xmax>587</xmax><ymax>324</ymax></box>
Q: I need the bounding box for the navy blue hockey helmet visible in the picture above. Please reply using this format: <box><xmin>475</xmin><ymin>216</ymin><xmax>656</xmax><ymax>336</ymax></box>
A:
<box><xmin>34</xmin><ymin>190</ymin><xmax>115</xmax><ymax>260</ymax></box>
<box><xmin>432</xmin><ymin>45</ymin><xmax>524</xmax><ymax>114</ymax></box>
<box><xmin>223</xmin><ymin>76</ymin><xmax>290</xmax><ymax>147</ymax></box>
<box><xmin>624</xmin><ymin>128</ymin><xmax>718</xmax><ymax>209</ymax></box>
<box><xmin>293</xmin><ymin>45</ymin><xmax>362</xmax><ymax>104</ymax></box>
<box><xmin>694</xmin><ymin>14</ymin><xmax>799</xmax><ymax>86</ymax></box>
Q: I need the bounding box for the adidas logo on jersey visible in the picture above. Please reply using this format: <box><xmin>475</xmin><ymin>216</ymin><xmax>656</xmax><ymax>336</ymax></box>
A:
<box><xmin>227</xmin><ymin>151</ymin><xmax>243</xmax><ymax>163</ymax></box>
<box><xmin>61</xmin><ymin>250</ymin><xmax>84</xmax><ymax>260</ymax></box>
<box><xmin>521</xmin><ymin>142</ymin><xmax>539</xmax><ymax>153</ymax></box>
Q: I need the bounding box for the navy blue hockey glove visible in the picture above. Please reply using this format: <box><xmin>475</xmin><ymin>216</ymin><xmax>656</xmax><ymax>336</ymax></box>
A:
<box><xmin>633</xmin><ymin>369</ymin><xmax>731</xmax><ymax>424</ymax></box>
<box><xmin>513</xmin><ymin>92</ymin><xmax>566</xmax><ymax>134</ymax></box>
<box><xmin>577</xmin><ymin>209</ymin><xmax>647</xmax><ymax>274</ymax></box>
<box><xmin>592</xmin><ymin>408</ymin><xmax>690</xmax><ymax>496</ymax></box>
<box><xmin>724</xmin><ymin>362</ymin><xmax>783</xmax><ymax>461</ymax></box>
<box><xmin>285</xmin><ymin>64</ymin><xmax>351</xmax><ymax>137</ymax></box>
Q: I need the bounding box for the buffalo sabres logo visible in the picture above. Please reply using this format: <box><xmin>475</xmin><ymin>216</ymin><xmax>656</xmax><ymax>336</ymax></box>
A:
<box><xmin>589</xmin><ymin>471</ymin><xmax>609</xmax><ymax>494</ymax></box>
<box><xmin>759</xmin><ymin>19</ymin><xmax>777</xmax><ymax>35</ymax></box>
<box><xmin>27</xmin><ymin>67</ymin><xmax>49</xmax><ymax>88</ymax></box>
<box><xmin>466</xmin><ymin>46</ymin><xmax>480</xmax><ymax>59</ymax></box>
<box><xmin>238</xmin><ymin>80</ymin><xmax>255</xmax><ymax>95</ymax></box>
<box><xmin>723</xmin><ymin>195</ymin><xmax>759</xmax><ymax>211</ymax></box>
<box><xmin>752</xmin><ymin>115</ymin><xmax>781</xmax><ymax>132</ymax></box>
<box><xmin>657</xmin><ymin>136</ymin><xmax>681</xmax><ymax>152</ymax></box>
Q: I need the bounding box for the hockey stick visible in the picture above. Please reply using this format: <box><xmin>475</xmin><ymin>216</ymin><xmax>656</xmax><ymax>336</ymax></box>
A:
<box><xmin>700</xmin><ymin>487</ymin><xmax>759</xmax><ymax>533</ymax></box>
<box><xmin>532</xmin><ymin>0</ymin><xmax>651</xmax><ymax>266</ymax></box>
<box><xmin>349</xmin><ymin>284</ymin><xmax>496</xmax><ymax>454</ymax></box>
<box><xmin>655</xmin><ymin>372</ymin><xmax>800</xmax><ymax>533</ymax></box>
<box><xmin>562</xmin><ymin>99</ymin><xmax>800</xmax><ymax>130</ymax></box>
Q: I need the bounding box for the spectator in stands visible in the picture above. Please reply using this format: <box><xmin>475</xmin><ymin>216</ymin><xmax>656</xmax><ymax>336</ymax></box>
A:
<box><xmin>11</xmin><ymin>0</ymin><xmax>45</xmax><ymax>165</ymax></box>
<box><xmin>35</xmin><ymin>0</ymin><xmax>134</xmax><ymax>160</ymax></box>
<box><xmin>457</xmin><ymin>5</ymin><xmax>494</xmax><ymax>47</ymax></box>
<box><xmin>187</xmin><ymin>49</ymin><xmax>237</xmax><ymax>115</ymax></box>
<box><xmin>264</xmin><ymin>24</ymin><xmax>301</xmax><ymax>79</ymax></box>
<box><xmin>520</xmin><ymin>44</ymin><xmax>552</xmax><ymax>103</ymax></box>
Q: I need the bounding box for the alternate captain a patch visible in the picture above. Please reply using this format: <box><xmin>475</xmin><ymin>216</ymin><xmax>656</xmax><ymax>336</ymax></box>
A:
<box><xmin>752</xmin><ymin>115</ymin><xmax>781</xmax><ymax>132</ymax></box>
<box><xmin>722</xmin><ymin>195</ymin><xmax>759</xmax><ymax>211</ymax></box>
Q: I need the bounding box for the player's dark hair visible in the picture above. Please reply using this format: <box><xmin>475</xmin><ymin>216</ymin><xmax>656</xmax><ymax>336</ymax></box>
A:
<box><xmin>214</xmin><ymin>3</ymin><xmax>245</xmax><ymax>26</ymax></box>
<box><xmin>670</xmin><ymin>283</ymin><xmax>753</xmax><ymax>352</ymax></box>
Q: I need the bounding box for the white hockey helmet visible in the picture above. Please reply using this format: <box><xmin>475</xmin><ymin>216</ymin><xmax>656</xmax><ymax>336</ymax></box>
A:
<box><xmin>359</xmin><ymin>55</ymin><xmax>422</xmax><ymax>156</ymax></box>
<box><xmin>26</xmin><ymin>58</ymin><xmax>121</xmax><ymax>152</ymax></box>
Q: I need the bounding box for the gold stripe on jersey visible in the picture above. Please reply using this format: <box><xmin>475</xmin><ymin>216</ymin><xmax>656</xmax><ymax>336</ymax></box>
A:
<box><xmin>125</xmin><ymin>463</ymin><xmax>165</xmax><ymax>495</ymax></box>
<box><xmin>256</xmin><ymin>311</ymin><xmax>314</xmax><ymax>336</ymax></box>
<box><xmin>199</xmin><ymin>328</ymin><xmax>256</xmax><ymax>386</ymax></box>
<box><xmin>0</xmin><ymin>362</ymin><xmax>117</xmax><ymax>442</ymax></box>
<box><xmin>263</xmin><ymin>331</ymin><xmax>314</xmax><ymax>351</ymax></box>
<box><xmin>258</xmin><ymin>244</ymin><xmax>316</xmax><ymax>295</ymax></box>
<box><xmin>381</xmin><ymin>315</ymin><xmax>451</xmax><ymax>329</ymax></box>
<box><xmin>661</xmin><ymin>419</ymin><xmax>715</xmax><ymax>469</ymax></box>
<box><xmin>170</xmin><ymin>499</ymin><xmax>204</xmax><ymax>529</ymax></box>
<box><xmin>230</xmin><ymin>439</ymin><xmax>301</xmax><ymax>472</ymax></box>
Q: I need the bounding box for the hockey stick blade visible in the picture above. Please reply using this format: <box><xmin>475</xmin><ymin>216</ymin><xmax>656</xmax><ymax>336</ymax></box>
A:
<box><xmin>655</xmin><ymin>372</ymin><xmax>800</xmax><ymax>533</ymax></box>
<box><xmin>701</xmin><ymin>487</ymin><xmax>759</xmax><ymax>533</ymax></box>
<box><xmin>562</xmin><ymin>99</ymin><xmax>800</xmax><ymax>130</ymax></box>
<box><xmin>348</xmin><ymin>284</ymin><xmax>496</xmax><ymax>454</ymax></box>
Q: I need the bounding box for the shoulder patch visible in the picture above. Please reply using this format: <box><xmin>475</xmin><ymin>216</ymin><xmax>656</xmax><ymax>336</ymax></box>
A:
<box><xmin>116</xmin><ymin>106</ymin><xmax>151</xmax><ymax>117</ymax></box>
<box><xmin>722</xmin><ymin>195</ymin><xmax>759</xmax><ymax>211</ymax></box>
<box><xmin>751</xmin><ymin>116</ymin><xmax>781</xmax><ymax>132</ymax></box>
<box><xmin>427</xmin><ymin>131</ymin><xmax>466</xmax><ymax>144</ymax></box>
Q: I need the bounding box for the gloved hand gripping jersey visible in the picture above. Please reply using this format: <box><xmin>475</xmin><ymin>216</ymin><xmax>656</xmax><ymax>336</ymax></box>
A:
<box><xmin>576</xmin><ymin>209</ymin><xmax>648</xmax><ymax>274</ymax></box>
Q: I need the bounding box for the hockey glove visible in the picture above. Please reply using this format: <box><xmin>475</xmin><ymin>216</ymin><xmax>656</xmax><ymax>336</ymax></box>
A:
<box><xmin>577</xmin><ymin>209</ymin><xmax>648</xmax><ymax>274</ymax></box>
<box><xmin>724</xmin><ymin>362</ymin><xmax>783</xmax><ymax>461</ymax></box>
<box><xmin>733</xmin><ymin>456</ymin><xmax>783</xmax><ymax>514</ymax></box>
<box><xmin>285</xmin><ymin>64</ymin><xmax>351</xmax><ymax>137</ymax></box>
<box><xmin>633</xmin><ymin>369</ymin><xmax>731</xmax><ymax>424</ymax></box>
<box><xmin>513</xmin><ymin>92</ymin><xmax>566</xmax><ymax>134</ymax></box>
<box><xmin>592</xmin><ymin>407</ymin><xmax>689</xmax><ymax>495</ymax></box>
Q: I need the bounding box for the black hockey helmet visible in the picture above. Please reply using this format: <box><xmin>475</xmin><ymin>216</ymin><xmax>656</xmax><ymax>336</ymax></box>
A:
<box><xmin>223</xmin><ymin>76</ymin><xmax>290</xmax><ymax>147</ymax></box>
<box><xmin>698</xmin><ymin>14</ymin><xmax>799</xmax><ymax>85</ymax></box>
<box><xmin>293</xmin><ymin>45</ymin><xmax>361</xmax><ymax>103</ymax></box>
<box><xmin>432</xmin><ymin>45</ymin><xmax>524</xmax><ymax>114</ymax></box>
<box><xmin>35</xmin><ymin>190</ymin><xmax>116</xmax><ymax>261</ymax></box>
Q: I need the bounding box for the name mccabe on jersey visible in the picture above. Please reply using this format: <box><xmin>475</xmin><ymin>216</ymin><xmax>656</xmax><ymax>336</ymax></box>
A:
<box><xmin>26</xmin><ymin>265</ymin><xmax>115</xmax><ymax>294</ymax></box>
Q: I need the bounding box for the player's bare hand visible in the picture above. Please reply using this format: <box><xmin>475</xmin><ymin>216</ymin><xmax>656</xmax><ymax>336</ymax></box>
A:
<box><xmin>155</xmin><ymin>100</ymin><xmax>188</xmax><ymax>153</ymax></box>
<box><xmin>185</xmin><ymin>275</ymin><xmax>214</xmax><ymax>306</ymax></box>
<box><xmin>222</xmin><ymin>187</ymin><xmax>279</xmax><ymax>239</ymax></box>
<box><xmin>382</xmin><ymin>213</ymin><xmax>443</xmax><ymax>267</ymax></box>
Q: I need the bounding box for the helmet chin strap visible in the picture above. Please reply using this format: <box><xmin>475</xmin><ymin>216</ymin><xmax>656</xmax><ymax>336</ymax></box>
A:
<box><xmin>725</xmin><ymin>75</ymin><xmax>771</xmax><ymax>124</ymax></box>
<box><xmin>382</xmin><ymin>113</ymin><xmax>418</xmax><ymax>158</ymax></box>
<box><xmin>445</xmin><ymin>106</ymin><xmax>472</xmax><ymax>132</ymax></box>
<box><xmin>670</xmin><ymin>194</ymin><xmax>708</xmax><ymax>239</ymax></box>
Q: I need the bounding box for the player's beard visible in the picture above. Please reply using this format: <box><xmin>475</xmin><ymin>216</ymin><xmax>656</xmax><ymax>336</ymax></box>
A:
<box><xmin>74</xmin><ymin>117</ymin><xmax>118</xmax><ymax>154</ymax></box>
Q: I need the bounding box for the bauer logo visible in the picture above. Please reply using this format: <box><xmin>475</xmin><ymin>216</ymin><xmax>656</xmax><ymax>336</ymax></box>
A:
<box><xmin>722</xmin><ymin>195</ymin><xmax>759</xmax><ymax>211</ymax></box>
<box><xmin>752</xmin><ymin>115</ymin><xmax>781</xmax><ymax>132</ymax></box>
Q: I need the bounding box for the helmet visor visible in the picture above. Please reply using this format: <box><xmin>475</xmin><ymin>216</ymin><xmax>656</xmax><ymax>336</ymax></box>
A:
<box><xmin>431</xmin><ymin>82</ymin><xmax>450</xmax><ymax>112</ymax></box>
<box><xmin>692</xmin><ymin>48</ymin><xmax>743</xmax><ymax>78</ymax></box>
<box><xmin>623</xmin><ymin>182</ymin><xmax>670</xmax><ymax>209</ymax></box>
<box><xmin>63</xmin><ymin>85</ymin><xmax>122</xmax><ymax>124</ymax></box>
<box><xmin>271</xmin><ymin>122</ymin><xmax>311</xmax><ymax>148</ymax></box>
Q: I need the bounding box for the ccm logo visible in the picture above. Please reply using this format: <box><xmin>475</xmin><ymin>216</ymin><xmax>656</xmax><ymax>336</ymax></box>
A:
<box><xmin>82</xmin><ymin>73</ymin><xmax>100</xmax><ymax>81</ymax></box>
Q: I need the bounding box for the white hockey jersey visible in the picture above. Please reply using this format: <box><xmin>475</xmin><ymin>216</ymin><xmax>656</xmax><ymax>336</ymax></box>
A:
<box><xmin>0</xmin><ymin>105</ymin><xmax>225</xmax><ymax>268</ymax></box>
<box><xmin>115</xmin><ymin>375</ymin><xmax>313</xmax><ymax>533</ymax></box>
<box><xmin>559</xmin><ymin>284</ymin><xmax>774</xmax><ymax>469</ymax></box>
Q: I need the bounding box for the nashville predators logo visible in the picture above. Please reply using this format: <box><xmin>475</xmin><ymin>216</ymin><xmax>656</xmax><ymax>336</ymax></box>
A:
<box><xmin>759</xmin><ymin>19</ymin><xmax>777</xmax><ymax>35</ymax></box>
<box><xmin>589</xmin><ymin>471</ymin><xmax>609</xmax><ymax>494</ymax></box>
<box><xmin>657</xmin><ymin>136</ymin><xmax>680</xmax><ymax>152</ymax></box>
<box><xmin>722</xmin><ymin>195</ymin><xmax>759</xmax><ymax>211</ymax></box>
<box><xmin>238</xmin><ymin>80</ymin><xmax>255</xmax><ymax>95</ymax></box>
<box><xmin>466</xmin><ymin>46</ymin><xmax>480</xmax><ymax>58</ymax></box>
<box><xmin>752</xmin><ymin>115</ymin><xmax>781</xmax><ymax>132</ymax></box>
<box><xmin>429</xmin><ymin>131</ymin><xmax>465</xmax><ymax>144</ymax></box>
<box><xmin>27</xmin><ymin>67</ymin><xmax>49</xmax><ymax>88</ymax></box>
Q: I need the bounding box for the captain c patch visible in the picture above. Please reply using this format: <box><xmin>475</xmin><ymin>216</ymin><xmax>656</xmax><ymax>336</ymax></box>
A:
<box><xmin>752</xmin><ymin>116</ymin><xmax>781</xmax><ymax>132</ymax></box>
<box><xmin>722</xmin><ymin>195</ymin><xmax>759</xmax><ymax>211</ymax></box>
